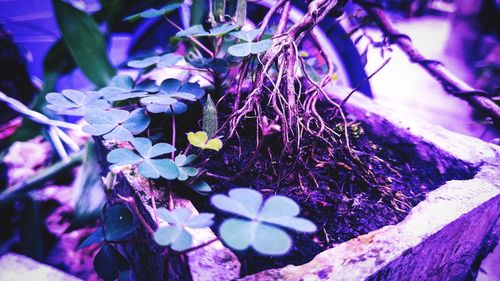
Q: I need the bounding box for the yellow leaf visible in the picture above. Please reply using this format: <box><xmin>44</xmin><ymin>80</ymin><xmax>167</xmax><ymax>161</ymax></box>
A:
<box><xmin>187</xmin><ymin>131</ymin><xmax>208</xmax><ymax>148</ymax></box>
<box><xmin>205</xmin><ymin>138</ymin><xmax>223</xmax><ymax>151</ymax></box>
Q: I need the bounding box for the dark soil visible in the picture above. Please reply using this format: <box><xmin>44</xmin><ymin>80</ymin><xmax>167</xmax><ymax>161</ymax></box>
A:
<box><xmin>183</xmin><ymin>102</ymin><xmax>478</xmax><ymax>277</ymax></box>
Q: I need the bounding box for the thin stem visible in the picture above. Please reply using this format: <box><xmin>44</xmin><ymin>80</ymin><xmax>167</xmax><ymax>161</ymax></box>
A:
<box><xmin>117</xmin><ymin>194</ymin><xmax>155</xmax><ymax>235</ymax></box>
<box><xmin>339</xmin><ymin>57</ymin><xmax>391</xmax><ymax>108</ymax></box>
<box><xmin>171</xmin><ymin>114</ymin><xmax>176</xmax><ymax>160</ymax></box>
<box><xmin>148</xmin><ymin>180</ymin><xmax>159</xmax><ymax>225</ymax></box>
<box><xmin>163</xmin><ymin>17</ymin><xmax>214</xmax><ymax>57</ymax></box>
<box><xmin>169</xmin><ymin>238</ymin><xmax>219</xmax><ymax>256</ymax></box>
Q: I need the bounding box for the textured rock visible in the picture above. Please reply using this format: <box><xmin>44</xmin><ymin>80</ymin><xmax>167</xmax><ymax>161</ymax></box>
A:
<box><xmin>2</xmin><ymin>136</ymin><xmax>51</xmax><ymax>186</ymax></box>
<box><xmin>0</xmin><ymin>253</ymin><xmax>82</xmax><ymax>281</ymax></box>
<box><xmin>239</xmin><ymin>89</ymin><xmax>500</xmax><ymax>281</ymax></box>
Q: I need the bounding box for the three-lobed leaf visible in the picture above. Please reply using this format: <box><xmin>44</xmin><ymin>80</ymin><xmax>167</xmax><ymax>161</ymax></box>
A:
<box><xmin>187</xmin><ymin>131</ymin><xmax>222</xmax><ymax>151</ymax></box>
<box><xmin>107</xmin><ymin>137</ymin><xmax>179</xmax><ymax>180</ymax></box>
<box><xmin>99</xmin><ymin>75</ymin><xmax>159</xmax><ymax>102</ymax></box>
<box><xmin>227</xmin><ymin>29</ymin><xmax>273</xmax><ymax>57</ymax></box>
<box><xmin>140</xmin><ymin>79</ymin><xmax>205</xmax><ymax>115</ymax></box>
<box><xmin>176</xmin><ymin>23</ymin><xmax>237</xmax><ymax>37</ymax></box>
<box><xmin>46</xmin><ymin>90</ymin><xmax>110</xmax><ymax>116</ymax></box>
<box><xmin>83</xmin><ymin>108</ymin><xmax>150</xmax><ymax>141</ymax></box>
<box><xmin>211</xmin><ymin>188</ymin><xmax>316</xmax><ymax>255</ymax></box>
<box><xmin>154</xmin><ymin>207</ymin><xmax>214</xmax><ymax>251</ymax></box>
<box><xmin>127</xmin><ymin>53</ymin><xmax>183</xmax><ymax>69</ymax></box>
<box><xmin>174</xmin><ymin>154</ymin><xmax>198</xmax><ymax>181</ymax></box>
<box><xmin>93</xmin><ymin>245</ymin><xmax>130</xmax><ymax>281</ymax></box>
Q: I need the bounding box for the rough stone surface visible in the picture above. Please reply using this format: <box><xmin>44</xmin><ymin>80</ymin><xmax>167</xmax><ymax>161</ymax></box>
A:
<box><xmin>2</xmin><ymin>136</ymin><xmax>51</xmax><ymax>186</ymax></box>
<box><xmin>0</xmin><ymin>253</ymin><xmax>82</xmax><ymax>281</ymax></box>
<box><xmin>239</xmin><ymin>90</ymin><xmax>499</xmax><ymax>281</ymax></box>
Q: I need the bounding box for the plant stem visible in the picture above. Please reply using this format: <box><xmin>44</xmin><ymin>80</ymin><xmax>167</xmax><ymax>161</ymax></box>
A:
<box><xmin>117</xmin><ymin>194</ymin><xmax>155</xmax><ymax>235</ymax></box>
<box><xmin>163</xmin><ymin>17</ymin><xmax>214</xmax><ymax>57</ymax></box>
<box><xmin>171</xmin><ymin>114</ymin><xmax>176</xmax><ymax>159</ymax></box>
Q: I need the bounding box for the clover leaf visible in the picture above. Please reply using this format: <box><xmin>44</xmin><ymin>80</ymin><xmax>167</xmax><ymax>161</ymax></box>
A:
<box><xmin>175</xmin><ymin>23</ymin><xmax>237</xmax><ymax>37</ymax></box>
<box><xmin>154</xmin><ymin>207</ymin><xmax>214</xmax><ymax>251</ymax></box>
<box><xmin>46</xmin><ymin>90</ymin><xmax>110</xmax><ymax>116</ymax></box>
<box><xmin>186</xmin><ymin>57</ymin><xmax>229</xmax><ymax>73</ymax></box>
<box><xmin>140</xmin><ymin>79</ymin><xmax>205</xmax><ymax>115</ymax></box>
<box><xmin>127</xmin><ymin>53</ymin><xmax>183</xmax><ymax>69</ymax></box>
<box><xmin>107</xmin><ymin>137</ymin><xmax>178</xmax><ymax>179</ymax></box>
<box><xmin>187</xmin><ymin>131</ymin><xmax>222</xmax><ymax>151</ymax></box>
<box><xmin>100</xmin><ymin>75</ymin><xmax>159</xmax><ymax>102</ymax></box>
<box><xmin>211</xmin><ymin>188</ymin><xmax>316</xmax><ymax>255</ymax></box>
<box><xmin>227</xmin><ymin>29</ymin><xmax>273</xmax><ymax>57</ymax></box>
<box><xmin>124</xmin><ymin>3</ymin><xmax>182</xmax><ymax>21</ymax></box>
<box><xmin>174</xmin><ymin>154</ymin><xmax>198</xmax><ymax>181</ymax></box>
<box><xmin>83</xmin><ymin>109</ymin><xmax>150</xmax><ymax>141</ymax></box>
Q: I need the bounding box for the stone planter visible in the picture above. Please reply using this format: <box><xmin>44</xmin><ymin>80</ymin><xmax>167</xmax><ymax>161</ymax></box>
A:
<box><xmin>99</xmin><ymin>88</ymin><xmax>499</xmax><ymax>281</ymax></box>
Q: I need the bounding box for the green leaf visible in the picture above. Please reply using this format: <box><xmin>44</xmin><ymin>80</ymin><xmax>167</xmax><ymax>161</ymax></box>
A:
<box><xmin>107</xmin><ymin>137</ymin><xmax>179</xmax><ymax>180</ymax></box>
<box><xmin>228</xmin><ymin>39</ymin><xmax>273</xmax><ymax>57</ymax></box>
<box><xmin>107</xmin><ymin>148</ymin><xmax>143</xmax><ymax>167</ymax></box>
<box><xmin>230</xmin><ymin>29</ymin><xmax>260</xmax><ymax>41</ymax></box>
<box><xmin>252</xmin><ymin>222</ymin><xmax>291</xmax><ymax>255</ymax></box>
<box><xmin>219</xmin><ymin>218</ymin><xmax>254</xmax><ymax>250</ymax></box>
<box><xmin>174</xmin><ymin>154</ymin><xmax>198</xmax><ymax>181</ymax></box>
<box><xmin>124</xmin><ymin>3</ymin><xmax>182</xmax><ymax>21</ymax></box>
<box><xmin>46</xmin><ymin>90</ymin><xmax>110</xmax><ymax>116</ymax></box>
<box><xmin>127</xmin><ymin>53</ymin><xmax>182</xmax><ymax>69</ymax></box>
<box><xmin>176</xmin><ymin>23</ymin><xmax>237</xmax><ymax>37</ymax></box>
<box><xmin>259</xmin><ymin>196</ymin><xmax>299</xmax><ymax>218</ymax></box>
<box><xmin>52</xmin><ymin>0</ymin><xmax>115</xmax><ymax>87</ymax></box>
<box><xmin>140</xmin><ymin>79</ymin><xmax>204</xmax><ymax>115</ymax></box>
<box><xmin>104</xmin><ymin>205</ymin><xmax>136</xmax><ymax>241</ymax></box>
<box><xmin>83</xmin><ymin>109</ymin><xmax>150</xmax><ymax>141</ymax></box>
<box><xmin>211</xmin><ymin>188</ymin><xmax>261</xmax><ymax>218</ymax></box>
<box><xmin>187</xmin><ymin>131</ymin><xmax>223</xmax><ymax>151</ymax></box>
<box><xmin>99</xmin><ymin>75</ymin><xmax>159</xmax><ymax>102</ymax></box>
<box><xmin>93</xmin><ymin>245</ymin><xmax>130</xmax><ymax>281</ymax></box>
<box><xmin>79</xmin><ymin>227</ymin><xmax>105</xmax><ymax>249</ymax></box>
<box><xmin>73</xmin><ymin>142</ymin><xmax>106</xmax><ymax>227</ymax></box>
<box><xmin>154</xmin><ymin>225</ymin><xmax>182</xmax><ymax>246</ymax></box>
<box><xmin>154</xmin><ymin>208</ymin><xmax>214</xmax><ymax>250</ymax></box>
<box><xmin>186</xmin><ymin>57</ymin><xmax>229</xmax><ymax>73</ymax></box>
<box><xmin>212</xmin><ymin>188</ymin><xmax>317</xmax><ymax>255</ymax></box>
<box><xmin>218</xmin><ymin>218</ymin><xmax>292</xmax><ymax>255</ymax></box>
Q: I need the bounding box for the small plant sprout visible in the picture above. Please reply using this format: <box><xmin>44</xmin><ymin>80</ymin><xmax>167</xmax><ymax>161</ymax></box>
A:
<box><xmin>203</xmin><ymin>95</ymin><xmax>218</xmax><ymax>138</ymax></box>
<box><xmin>46</xmin><ymin>89</ymin><xmax>110</xmax><ymax>116</ymax></box>
<box><xmin>187</xmin><ymin>131</ymin><xmax>223</xmax><ymax>151</ymax></box>
<box><xmin>227</xmin><ymin>29</ymin><xmax>273</xmax><ymax>57</ymax></box>
<box><xmin>154</xmin><ymin>207</ymin><xmax>214</xmax><ymax>251</ymax></box>
<box><xmin>83</xmin><ymin>108</ymin><xmax>150</xmax><ymax>141</ymax></box>
<box><xmin>211</xmin><ymin>188</ymin><xmax>317</xmax><ymax>255</ymax></box>
<box><xmin>99</xmin><ymin>75</ymin><xmax>159</xmax><ymax>102</ymax></box>
<box><xmin>107</xmin><ymin>137</ymin><xmax>179</xmax><ymax>179</ymax></box>
<box><xmin>140</xmin><ymin>78</ymin><xmax>205</xmax><ymax>115</ymax></box>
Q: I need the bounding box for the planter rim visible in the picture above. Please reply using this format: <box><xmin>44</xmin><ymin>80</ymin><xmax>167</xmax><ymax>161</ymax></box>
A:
<box><xmin>239</xmin><ymin>87</ymin><xmax>500</xmax><ymax>280</ymax></box>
